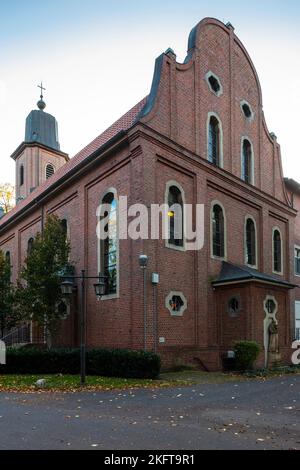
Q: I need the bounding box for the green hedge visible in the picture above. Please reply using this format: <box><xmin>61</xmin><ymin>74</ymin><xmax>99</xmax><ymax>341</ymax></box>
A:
<box><xmin>0</xmin><ymin>347</ymin><xmax>161</xmax><ymax>379</ymax></box>
<box><xmin>234</xmin><ymin>340</ymin><xmax>260</xmax><ymax>371</ymax></box>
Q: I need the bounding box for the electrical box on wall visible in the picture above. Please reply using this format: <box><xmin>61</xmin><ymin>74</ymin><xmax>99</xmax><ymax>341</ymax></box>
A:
<box><xmin>152</xmin><ymin>273</ymin><xmax>159</xmax><ymax>284</ymax></box>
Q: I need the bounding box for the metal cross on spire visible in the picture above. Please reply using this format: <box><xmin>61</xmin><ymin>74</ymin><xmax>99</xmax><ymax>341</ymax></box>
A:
<box><xmin>38</xmin><ymin>82</ymin><xmax>46</xmax><ymax>99</ymax></box>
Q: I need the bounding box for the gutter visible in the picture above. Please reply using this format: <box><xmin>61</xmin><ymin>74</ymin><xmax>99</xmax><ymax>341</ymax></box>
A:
<box><xmin>212</xmin><ymin>277</ymin><xmax>297</xmax><ymax>289</ymax></box>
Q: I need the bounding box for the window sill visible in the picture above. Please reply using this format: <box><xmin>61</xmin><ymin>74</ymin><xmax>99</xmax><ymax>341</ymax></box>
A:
<box><xmin>165</xmin><ymin>242</ymin><xmax>186</xmax><ymax>252</ymax></box>
<box><xmin>272</xmin><ymin>270</ymin><xmax>283</xmax><ymax>277</ymax></box>
<box><xmin>245</xmin><ymin>263</ymin><xmax>258</xmax><ymax>270</ymax></box>
<box><xmin>211</xmin><ymin>254</ymin><xmax>226</xmax><ymax>261</ymax></box>
<box><xmin>100</xmin><ymin>293</ymin><xmax>119</xmax><ymax>301</ymax></box>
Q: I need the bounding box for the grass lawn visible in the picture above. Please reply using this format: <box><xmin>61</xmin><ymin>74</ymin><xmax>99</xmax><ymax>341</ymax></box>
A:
<box><xmin>0</xmin><ymin>374</ymin><xmax>180</xmax><ymax>392</ymax></box>
<box><xmin>0</xmin><ymin>367</ymin><xmax>299</xmax><ymax>392</ymax></box>
<box><xmin>0</xmin><ymin>371</ymin><xmax>245</xmax><ymax>392</ymax></box>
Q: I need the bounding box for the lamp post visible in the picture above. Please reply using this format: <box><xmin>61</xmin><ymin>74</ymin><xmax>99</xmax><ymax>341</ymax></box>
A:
<box><xmin>139</xmin><ymin>255</ymin><xmax>148</xmax><ymax>351</ymax></box>
<box><xmin>60</xmin><ymin>270</ymin><xmax>107</xmax><ymax>385</ymax></box>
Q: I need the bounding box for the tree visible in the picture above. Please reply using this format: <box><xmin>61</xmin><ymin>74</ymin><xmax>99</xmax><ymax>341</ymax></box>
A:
<box><xmin>15</xmin><ymin>215</ymin><xmax>71</xmax><ymax>347</ymax></box>
<box><xmin>0</xmin><ymin>183</ymin><xmax>15</xmax><ymax>214</ymax></box>
<box><xmin>0</xmin><ymin>250</ymin><xmax>17</xmax><ymax>337</ymax></box>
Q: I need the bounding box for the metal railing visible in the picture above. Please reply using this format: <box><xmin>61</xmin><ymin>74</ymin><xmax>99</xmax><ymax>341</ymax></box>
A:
<box><xmin>1</xmin><ymin>324</ymin><xmax>31</xmax><ymax>347</ymax></box>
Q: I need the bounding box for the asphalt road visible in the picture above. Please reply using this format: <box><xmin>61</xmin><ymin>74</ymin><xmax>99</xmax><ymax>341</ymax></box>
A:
<box><xmin>0</xmin><ymin>375</ymin><xmax>299</xmax><ymax>450</ymax></box>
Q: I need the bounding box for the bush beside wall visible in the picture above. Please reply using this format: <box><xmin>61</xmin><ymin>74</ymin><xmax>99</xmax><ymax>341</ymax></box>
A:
<box><xmin>0</xmin><ymin>347</ymin><xmax>161</xmax><ymax>379</ymax></box>
<box><xmin>234</xmin><ymin>341</ymin><xmax>260</xmax><ymax>371</ymax></box>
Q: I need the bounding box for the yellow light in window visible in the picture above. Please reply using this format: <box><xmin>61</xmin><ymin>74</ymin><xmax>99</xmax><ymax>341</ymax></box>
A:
<box><xmin>168</xmin><ymin>211</ymin><xmax>174</xmax><ymax>217</ymax></box>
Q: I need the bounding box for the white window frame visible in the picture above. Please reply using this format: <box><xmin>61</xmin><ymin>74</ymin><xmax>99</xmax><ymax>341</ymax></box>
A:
<box><xmin>210</xmin><ymin>200</ymin><xmax>227</xmax><ymax>261</ymax></box>
<box><xmin>97</xmin><ymin>187</ymin><xmax>119</xmax><ymax>300</ymax></box>
<box><xmin>165</xmin><ymin>181</ymin><xmax>186</xmax><ymax>252</ymax></box>
<box><xmin>206</xmin><ymin>112</ymin><xmax>224</xmax><ymax>168</ymax></box>
<box><xmin>272</xmin><ymin>226</ymin><xmax>283</xmax><ymax>276</ymax></box>
<box><xmin>295</xmin><ymin>301</ymin><xmax>300</xmax><ymax>340</ymax></box>
<box><xmin>240</xmin><ymin>100</ymin><xmax>254</xmax><ymax>122</ymax></box>
<box><xmin>165</xmin><ymin>291</ymin><xmax>188</xmax><ymax>317</ymax></box>
<box><xmin>244</xmin><ymin>215</ymin><xmax>258</xmax><ymax>269</ymax></box>
<box><xmin>294</xmin><ymin>245</ymin><xmax>300</xmax><ymax>277</ymax></box>
<box><xmin>205</xmin><ymin>71</ymin><xmax>223</xmax><ymax>97</ymax></box>
<box><xmin>241</xmin><ymin>137</ymin><xmax>255</xmax><ymax>185</ymax></box>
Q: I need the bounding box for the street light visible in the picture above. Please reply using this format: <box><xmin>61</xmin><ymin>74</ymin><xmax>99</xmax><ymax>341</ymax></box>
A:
<box><xmin>139</xmin><ymin>254</ymin><xmax>148</xmax><ymax>269</ymax></box>
<box><xmin>60</xmin><ymin>270</ymin><xmax>107</xmax><ymax>385</ymax></box>
<box><xmin>60</xmin><ymin>279</ymin><xmax>74</xmax><ymax>296</ymax></box>
<box><xmin>94</xmin><ymin>276</ymin><xmax>107</xmax><ymax>299</ymax></box>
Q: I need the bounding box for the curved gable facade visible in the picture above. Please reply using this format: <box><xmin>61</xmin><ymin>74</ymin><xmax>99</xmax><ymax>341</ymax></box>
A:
<box><xmin>139</xmin><ymin>18</ymin><xmax>289</xmax><ymax>205</ymax></box>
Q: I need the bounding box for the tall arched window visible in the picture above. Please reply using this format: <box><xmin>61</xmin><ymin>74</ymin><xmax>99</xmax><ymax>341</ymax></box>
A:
<box><xmin>46</xmin><ymin>164</ymin><xmax>55</xmax><ymax>180</ymax></box>
<box><xmin>212</xmin><ymin>203</ymin><xmax>225</xmax><ymax>258</ymax></box>
<box><xmin>5</xmin><ymin>251</ymin><xmax>11</xmax><ymax>280</ymax></box>
<box><xmin>245</xmin><ymin>218</ymin><xmax>256</xmax><ymax>267</ymax></box>
<box><xmin>27</xmin><ymin>238</ymin><xmax>34</xmax><ymax>256</ymax></box>
<box><xmin>5</xmin><ymin>251</ymin><xmax>11</xmax><ymax>265</ymax></box>
<box><xmin>167</xmin><ymin>185</ymin><xmax>184</xmax><ymax>247</ymax></box>
<box><xmin>20</xmin><ymin>165</ymin><xmax>24</xmax><ymax>186</ymax></box>
<box><xmin>61</xmin><ymin>219</ymin><xmax>68</xmax><ymax>240</ymax></box>
<box><xmin>273</xmin><ymin>229</ymin><xmax>282</xmax><ymax>274</ymax></box>
<box><xmin>208</xmin><ymin>115</ymin><xmax>221</xmax><ymax>166</ymax></box>
<box><xmin>242</xmin><ymin>139</ymin><xmax>253</xmax><ymax>184</ymax></box>
<box><xmin>100</xmin><ymin>192</ymin><xmax>118</xmax><ymax>296</ymax></box>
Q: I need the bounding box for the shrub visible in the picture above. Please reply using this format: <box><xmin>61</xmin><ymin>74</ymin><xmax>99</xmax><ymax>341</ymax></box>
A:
<box><xmin>87</xmin><ymin>349</ymin><xmax>161</xmax><ymax>378</ymax></box>
<box><xmin>0</xmin><ymin>347</ymin><xmax>161</xmax><ymax>379</ymax></box>
<box><xmin>234</xmin><ymin>341</ymin><xmax>260</xmax><ymax>371</ymax></box>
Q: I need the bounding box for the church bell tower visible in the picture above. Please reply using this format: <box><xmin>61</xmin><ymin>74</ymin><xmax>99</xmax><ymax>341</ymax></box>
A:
<box><xmin>11</xmin><ymin>83</ymin><xmax>69</xmax><ymax>203</ymax></box>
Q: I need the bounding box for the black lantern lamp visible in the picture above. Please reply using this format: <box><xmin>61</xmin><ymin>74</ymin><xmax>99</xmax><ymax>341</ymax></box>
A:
<box><xmin>60</xmin><ymin>279</ymin><xmax>74</xmax><ymax>296</ymax></box>
<box><xmin>94</xmin><ymin>274</ymin><xmax>107</xmax><ymax>300</ymax></box>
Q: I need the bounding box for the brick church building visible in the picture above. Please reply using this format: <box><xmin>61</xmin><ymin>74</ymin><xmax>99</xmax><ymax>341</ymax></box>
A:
<box><xmin>0</xmin><ymin>17</ymin><xmax>299</xmax><ymax>370</ymax></box>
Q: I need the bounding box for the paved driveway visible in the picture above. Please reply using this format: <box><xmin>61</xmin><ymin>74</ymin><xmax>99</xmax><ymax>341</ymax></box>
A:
<box><xmin>0</xmin><ymin>375</ymin><xmax>299</xmax><ymax>450</ymax></box>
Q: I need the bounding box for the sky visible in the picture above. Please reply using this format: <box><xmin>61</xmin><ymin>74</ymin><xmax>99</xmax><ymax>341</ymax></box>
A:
<box><xmin>1</xmin><ymin>0</ymin><xmax>300</xmax><ymax>184</ymax></box>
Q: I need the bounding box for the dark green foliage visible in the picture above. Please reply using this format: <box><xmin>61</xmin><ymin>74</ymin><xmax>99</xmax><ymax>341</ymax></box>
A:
<box><xmin>87</xmin><ymin>349</ymin><xmax>161</xmax><ymax>378</ymax></box>
<box><xmin>0</xmin><ymin>347</ymin><xmax>161</xmax><ymax>379</ymax></box>
<box><xmin>14</xmin><ymin>215</ymin><xmax>71</xmax><ymax>344</ymax></box>
<box><xmin>0</xmin><ymin>250</ymin><xmax>18</xmax><ymax>337</ymax></box>
<box><xmin>234</xmin><ymin>340</ymin><xmax>260</xmax><ymax>371</ymax></box>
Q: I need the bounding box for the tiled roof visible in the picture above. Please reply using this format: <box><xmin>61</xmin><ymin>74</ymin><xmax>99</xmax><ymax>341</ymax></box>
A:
<box><xmin>212</xmin><ymin>262</ymin><xmax>296</xmax><ymax>289</ymax></box>
<box><xmin>0</xmin><ymin>97</ymin><xmax>147</xmax><ymax>228</ymax></box>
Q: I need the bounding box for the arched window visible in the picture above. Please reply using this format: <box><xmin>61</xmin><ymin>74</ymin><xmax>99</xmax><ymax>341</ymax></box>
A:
<box><xmin>27</xmin><ymin>238</ymin><xmax>34</xmax><ymax>256</ymax></box>
<box><xmin>20</xmin><ymin>165</ymin><xmax>24</xmax><ymax>186</ymax></box>
<box><xmin>61</xmin><ymin>219</ymin><xmax>68</xmax><ymax>240</ymax></box>
<box><xmin>242</xmin><ymin>139</ymin><xmax>253</xmax><ymax>184</ymax></box>
<box><xmin>61</xmin><ymin>219</ymin><xmax>70</xmax><ymax>260</ymax></box>
<box><xmin>212</xmin><ymin>203</ymin><xmax>225</xmax><ymax>258</ymax></box>
<box><xmin>273</xmin><ymin>229</ymin><xmax>282</xmax><ymax>274</ymax></box>
<box><xmin>5</xmin><ymin>251</ymin><xmax>11</xmax><ymax>280</ymax></box>
<box><xmin>167</xmin><ymin>185</ymin><xmax>184</xmax><ymax>247</ymax></box>
<box><xmin>5</xmin><ymin>251</ymin><xmax>10</xmax><ymax>265</ymax></box>
<box><xmin>245</xmin><ymin>217</ymin><xmax>256</xmax><ymax>267</ymax></box>
<box><xmin>208</xmin><ymin>116</ymin><xmax>221</xmax><ymax>166</ymax></box>
<box><xmin>100</xmin><ymin>192</ymin><xmax>118</xmax><ymax>296</ymax></box>
<box><xmin>46</xmin><ymin>164</ymin><xmax>55</xmax><ymax>180</ymax></box>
